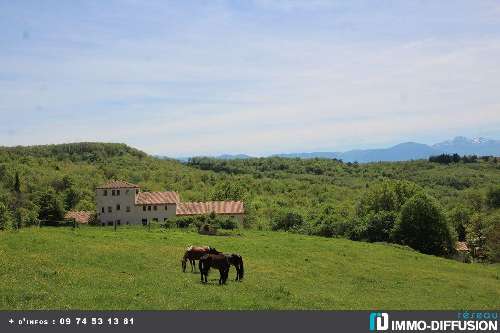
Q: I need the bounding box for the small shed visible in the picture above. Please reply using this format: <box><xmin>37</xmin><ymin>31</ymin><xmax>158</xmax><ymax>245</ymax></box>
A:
<box><xmin>453</xmin><ymin>241</ymin><xmax>471</xmax><ymax>263</ymax></box>
<box><xmin>64</xmin><ymin>211</ymin><xmax>93</xmax><ymax>224</ymax></box>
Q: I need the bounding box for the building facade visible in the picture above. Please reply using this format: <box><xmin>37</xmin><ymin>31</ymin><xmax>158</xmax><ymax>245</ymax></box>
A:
<box><xmin>95</xmin><ymin>180</ymin><xmax>244</xmax><ymax>226</ymax></box>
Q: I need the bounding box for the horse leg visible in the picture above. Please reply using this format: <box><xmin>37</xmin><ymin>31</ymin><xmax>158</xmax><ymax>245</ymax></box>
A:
<box><xmin>199</xmin><ymin>261</ymin><xmax>204</xmax><ymax>283</ymax></box>
<box><xmin>219</xmin><ymin>268</ymin><xmax>225</xmax><ymax>285</ymax></box>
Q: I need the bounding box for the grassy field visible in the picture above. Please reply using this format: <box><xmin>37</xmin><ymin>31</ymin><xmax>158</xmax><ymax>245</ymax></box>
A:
<box><xmin>0</xmin><ymin>226</ymin><xmax>498</xmax><ymax>310</ymax></box>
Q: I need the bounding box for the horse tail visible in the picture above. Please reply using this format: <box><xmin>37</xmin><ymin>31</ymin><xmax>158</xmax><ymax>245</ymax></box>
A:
<box><xmin>199</xmin><ymin>255</ymin><xmax>208</xmax><ymax>274</ymax></box>
<box><xmin>239</xmin><ymin>255</ymin><xmax>244</xmax><ymax>279</ymax></box>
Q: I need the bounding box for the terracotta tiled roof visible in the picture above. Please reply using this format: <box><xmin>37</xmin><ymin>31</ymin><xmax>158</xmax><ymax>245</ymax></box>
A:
<box><xmin>136</xmin><ymin>191</ymin><xmax>180</xmax><ymax>205</ymax></box>
<box><xmin>455</xmin><ymin>241</ymin><xmax>469</xmax><ymax>252</ymax></box>
<box><xmin>176</xmin><ymin>201</ymin><xmax>244</xmax><ymax>216</ymax></box>
<box><xmin>96</xmin><ymin>180</ymin><xmax>140</xmax><ymax>189</ymax></box>
<box><xmin>64</xmin><ymin>211</ymin><xmax>92</xmax><ymax>224</ymax></box>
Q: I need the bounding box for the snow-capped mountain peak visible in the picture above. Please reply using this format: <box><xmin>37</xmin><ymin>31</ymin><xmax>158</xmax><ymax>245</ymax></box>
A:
<box><xmin>434</xmin><ymin>136</ymin><xmax>495</xmax><ymax>147</ymax></box>
<box><xmin>432</xmin><ymin>136</ymin><xmax>500</xmax><ymax>156</ymax></box>
<box><xmin>471</xmin><ymin>137</ymin><xmax>489</xmax><ymax>144</ymax></box>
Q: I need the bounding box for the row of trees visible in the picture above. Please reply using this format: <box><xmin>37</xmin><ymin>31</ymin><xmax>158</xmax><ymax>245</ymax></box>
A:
<box><xmin>1</xmin><ymin>143</ymin><xmax>499</xmax><ymax>261</ymax></box>
<box><xmin>268</xmin><ymin>180</ymin><xmax>499</xmax><ymax>260</ymax></box>
<box><xmin>269</xmin><ymin>181</ymin><xmax>454</xmax><ymax>256</ymax></box>
<box><xmin>0</xmin><ymin>180</ymin><xmax>66</xmax><ymax>230</ymax></box>
<box><xmin>427</xmin><ymin>154</ymin><xmax>497</xmax><ymax>164</ymax></box>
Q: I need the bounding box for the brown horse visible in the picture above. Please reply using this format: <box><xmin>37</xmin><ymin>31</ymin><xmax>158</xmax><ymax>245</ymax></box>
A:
<box><xmin>199</xmin><ymin>253</ymin><xmax>230</xmax><ymax>285</ymax></box>
<box><xmin>181</xmin><ymin>245</ymin><xmax>220</xmax><ymax>272</ymax></box>
<box><xmin>225</xmin><ymin>254</ymin><xmax>244</xmax><ymax>281</ymax></box>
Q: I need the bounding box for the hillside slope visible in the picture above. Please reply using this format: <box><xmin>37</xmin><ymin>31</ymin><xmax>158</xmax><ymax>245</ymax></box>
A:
<box><xmin>0</xmin><ymin>227</ymin><xmax>498</xmax><ymax>310</ymax></box>
<box><xmin>1</xmin><ymin>142</ymin><xmax>500</xmax><ymax>238</ymax></box>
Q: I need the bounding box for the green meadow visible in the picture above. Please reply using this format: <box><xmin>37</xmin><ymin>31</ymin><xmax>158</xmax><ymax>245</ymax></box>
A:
<box><xmin>0</xmin><ymin>226</ymin><xmax>498</xmax><ymax>310</ymax></box>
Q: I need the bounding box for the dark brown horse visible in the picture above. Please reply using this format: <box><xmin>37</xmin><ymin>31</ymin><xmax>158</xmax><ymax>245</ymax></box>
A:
<box><xmin>199</xmin><ymin>253</ymin><xmax>230</xmax><ymax>285</ymax></box>
<box><xmin>225</xmin><ymin>254</ymin><xmax>244</xmax><ymax>281</ymax></box>
<box><xmin>181</xmin><ymin>245</ymin><xmax>220</xmax><ymax>272</ymax></box>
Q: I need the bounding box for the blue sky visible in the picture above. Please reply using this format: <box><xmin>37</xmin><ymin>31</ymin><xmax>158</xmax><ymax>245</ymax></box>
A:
<box><xmin>1</xmin><ymin>0</ymin><xmax>499</xmax><ymax>156</ymax></box>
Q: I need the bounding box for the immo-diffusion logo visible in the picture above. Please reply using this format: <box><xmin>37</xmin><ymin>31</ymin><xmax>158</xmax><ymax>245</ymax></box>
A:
<box><xmin>368</xmin><ymin>311</ymin><xmax>498</xmax><ymax>332</ymax></box>
<box><xmin>369</xmin><ymin>312</ymin><xmax>389</xmax><ymax>331</ymax></box>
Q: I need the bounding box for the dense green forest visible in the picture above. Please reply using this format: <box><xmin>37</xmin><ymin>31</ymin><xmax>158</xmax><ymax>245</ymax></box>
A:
<box><xmin>0</xmin><ymin>143</ymin><xmax>499</xmax><ymax>261</ymax></box>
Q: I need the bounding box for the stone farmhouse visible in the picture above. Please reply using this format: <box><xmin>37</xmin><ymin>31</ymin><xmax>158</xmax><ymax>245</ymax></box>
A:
<box><xmin>95</xmin><ymin>180</ymin><xmax>244</xmax><ymax>226</ymax></box>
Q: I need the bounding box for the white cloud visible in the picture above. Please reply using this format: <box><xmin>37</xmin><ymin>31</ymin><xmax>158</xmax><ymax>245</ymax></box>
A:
<box><xmin>1</xmin><ymin>1</ymin><xmax>499</xmax><ymax>155</ymax></box>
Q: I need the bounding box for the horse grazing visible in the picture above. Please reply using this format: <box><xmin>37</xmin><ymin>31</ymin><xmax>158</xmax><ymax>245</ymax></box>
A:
<box><xmin>181</xmin><ymin>245</ymin><xmax>220</xmax><ymax>272</ymax></box>
<box><xmin>199</xmin><ymin>254</ymin><xmax>230</xmax><ymax>285</ymax></box>
<box><xmin>225</xmin><ymin>254</ymin><xmax>244</xmax><ymax>281</ymax></box>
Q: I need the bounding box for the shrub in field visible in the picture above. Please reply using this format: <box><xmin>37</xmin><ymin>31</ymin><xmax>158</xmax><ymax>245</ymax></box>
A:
<box><xmin>314</xmin><ymin>216</ymin><xmax>351</xmax><ymax>238</ymax></box>
<box><xmin>486</xmin><ymin>186</ymin><xmax>500</xmax><ymax>209</ymax></box>
<box><xmin>345</xmin><ymin>218</ymin><xmax>368</xmax><ymax>241</ymax></box>
<box><xmin>271</xmin><ymin>211</ymin><xmax>304</xmax><ymax>231</ymax></box>
<box><xmin>217</xmin><ymin>217</ymin><xmax>238</xmax><ymax>230</ymax></box>
<box><xmin>198</xmin><ymin>223</ymin><xmax>217</xmax><ymax>235</ymax></box>
<box><xmin>392</xmin><ymin>193</ymin><xmax>454</xmax><ymax>256</ymax></box>
<box><xmin>364</xmin><ymin>211</ymin><xmax>398</xmax><ymax>242</ymax></box>
<box><xmin>174</xmin><ymin>216</ymin><xmax>196</xmax><ymax>228</ymax></box>
<box><xmin>308</xmin><ymin>205</ymin><xmax>353</xmax><ymax>238</ymax></box>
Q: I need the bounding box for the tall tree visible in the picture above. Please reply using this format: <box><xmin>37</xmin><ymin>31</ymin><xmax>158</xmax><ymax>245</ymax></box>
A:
<box><xmin>37</xmin><ymin>189</ymin><xmax>65</xmax><ymax>222</ymax></box>
<box><xmin>13</xmin><ymin>172</ymin><xmax>20</xmax><ymax>193</ymax></box>
<box><xmin>392</xmin><ymin>193</ymin><xmax>454</xmax><ymax>256</ymax></box>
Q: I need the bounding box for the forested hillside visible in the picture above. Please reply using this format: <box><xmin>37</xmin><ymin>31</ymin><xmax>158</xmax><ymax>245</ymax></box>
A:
<box><xmin>0</xmin><ymin>143</ymin><xmax>499</xmax><ymax>261</ymax></box>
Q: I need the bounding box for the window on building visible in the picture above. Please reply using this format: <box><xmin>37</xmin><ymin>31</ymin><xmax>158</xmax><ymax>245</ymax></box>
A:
<box><xmin>108</xmin><ymin>206</ymin><xmax>112</xmax><ymax>213</ymax></box>
<box><xmin>107</xmin><ymin>221</ymin><xmax>113</xmax><ymax>226</ymax></box>
<box><xmin>117</xmin><ymin>190</ymin><xmax>120</xmax><ymax>196</ymax></box>
<box><xmin>165</xmin><ymin>205</ymin><xmax>168</xmax><ymax>211</ymax></box>
<box><xmin>103</xmin><ymin>190</ymin><xmax>107</xmax><ymax>196</ymax></box>
<box><xmin>148</xmin><ymin>206</ymin><xmax>151</xmax><ymax>211</ymax></box>
<box><xmin>116</xmin><ymin>204</ymin><xmax>121</xmax><ymax>211</ymax></box>
<box><xmin>101</xmin><ymin>222</ymin><xmax>105</xmax><ymax>226</ymax></box>
<box><xmin>153</xmin><ymin>206</ymin><xmax>157</xmax><ymax>211</ymax></box>
<box><xmin>142</xmin><ymin>206</ymin><xmax>146</xmax><ymax>211</ymax></box>
<box><xmin>101</xmin><ymin>207</ymin><xmax>104</xmax><ymax>213</ymax></box>
<box><xmin>126</xmin><ymin>206</ymin><xmax>130</xmax><ymax>212</ymax></box>
<box><xmin>142</xmin><ymin>219</ymin><xmax>147</xmax><ymax>226</ymax></box>
<box><xmin>116</xmin><ymin>220</ymin><xmax>121</xmax><ymax>225</ymax></box>
<box><xmin>112</xmin><ymin>190</ymin><xmax>115</xmax><ymax>196</ymax></box>
<box><xmin>136</xmin><ymin>189</ymin><xmax>139</xmax><ymax>194</ymax></box>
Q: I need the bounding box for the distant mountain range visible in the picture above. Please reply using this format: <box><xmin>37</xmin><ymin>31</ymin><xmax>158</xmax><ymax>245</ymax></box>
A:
<box><xmin>172</xmin><ymin>136</ymin><xmax>500</xmax><ymax>163</ymax></box>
